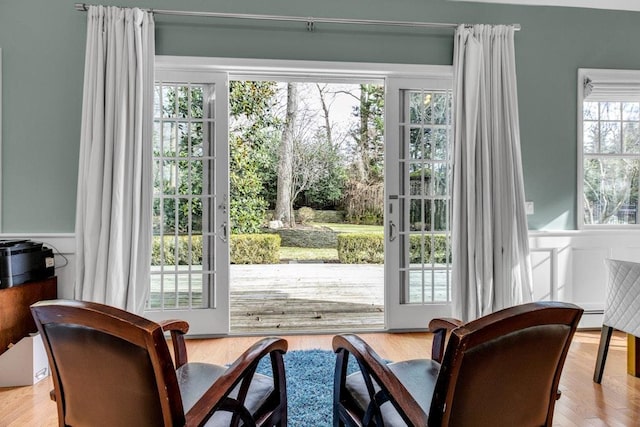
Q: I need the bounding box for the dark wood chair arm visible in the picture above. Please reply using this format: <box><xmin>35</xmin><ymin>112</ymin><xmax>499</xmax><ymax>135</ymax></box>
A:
<box><xmin>428</xmin><ymin>317</ymin><xmax>463</xmax><ymax>332</ymax></box>
<box><xmin>159</xmin><ymin>319</ymin><xmax>190</xmax><ymax>368</ymax></box>
<box><xmin>332</xmin><ymin>334</ymin><xmax>429</xmax><ymax>427</ymax></box>
<box><xmin>184</xmin><ymin>336</ymin><xmax>288</xmax><ymax>426</ymax></box>
<box><xmin>428</xmin><ymin>317</ymin><xmax>463</xmax><ymax>363</ymax></box>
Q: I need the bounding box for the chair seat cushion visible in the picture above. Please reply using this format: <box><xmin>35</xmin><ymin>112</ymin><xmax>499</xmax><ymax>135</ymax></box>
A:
<box><xmin>345</xmin><ymin>359</ymin><xmax>440</xmax><ymax>426</ymax></box>
<box><xmin>177</xmin><ymin>362</ymin><xmax>275</xmax><ymax>426</ymax></box>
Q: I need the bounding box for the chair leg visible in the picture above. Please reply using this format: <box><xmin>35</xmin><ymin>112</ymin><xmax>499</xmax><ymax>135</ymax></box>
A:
<box><xmin>593</xmin><ymin>325</ymin><xmax>614</xmax><ymax>384</ymax></box>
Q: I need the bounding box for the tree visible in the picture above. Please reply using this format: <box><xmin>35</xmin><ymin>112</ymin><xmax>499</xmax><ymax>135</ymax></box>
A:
<box><xmin>274</xmin><ymin>83</ymin><xmax>297</xmax><ymax>227</ymax></box>
<box><xmin>229</xmin><ymin>81</ymin><xmax>280</xmax><ymax>233</ymax></box>
<box><xmin>351</xmin><ymin>84</ymin><xmax>385</xmax><ymax>184</ymax></box>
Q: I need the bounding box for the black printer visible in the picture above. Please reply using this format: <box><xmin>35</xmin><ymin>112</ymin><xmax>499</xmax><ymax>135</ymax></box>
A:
<box><xmin>0</xmin><ymin>240</ymin><xmax>55</xmax><ymax>288</ymax></box>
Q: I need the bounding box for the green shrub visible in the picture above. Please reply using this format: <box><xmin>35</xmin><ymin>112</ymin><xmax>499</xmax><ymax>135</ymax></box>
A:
<box><xmin>408</xmin><ymin>234</ymin><xmax>451</xmax><ymax>264</ymax></box>
<box><xmin>152</xmin><ymin>235</ymin><xmax>203</xmax><ymax>266</ymax></box>
<box><xmin>296</xmin><ymin>206</ymin><xmax>315</xmax><ymax>224</ymax></box>
<box><xmin>231</xmin><ymin>234</ymin><xmax>281</xmax><ymax>264</ymax></box>
<box><xmin>337</xmin><ymin>233</ymin><xmax>384</xmax><ymax>264</ymax></box>
<box><xmin>312</xmin><ymin>210</ymin><xmax>346</xmax><ymax>223</ymax></box>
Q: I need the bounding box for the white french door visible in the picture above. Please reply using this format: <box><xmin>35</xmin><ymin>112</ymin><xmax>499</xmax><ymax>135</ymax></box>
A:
<box><xmin>385</xmin><ymin>76</ymin><xmax>453</xmax><ymax>329</ymax></box>
<box><xmin>144</xmin><ymin>68</ymin><xmax>230</xmax><ymax>336</ymax></box>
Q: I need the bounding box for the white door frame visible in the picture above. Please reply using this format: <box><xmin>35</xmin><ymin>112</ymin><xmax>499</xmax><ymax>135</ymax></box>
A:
<box><xmin>385</xmin><ymin>75</ymin><xmax>454</xmax><ymax>330</ymax></box>
<box><xmin>152</xmin><ymin>56</ymin><xmax>452</xmax><ymax>333</ymax></box>
<box><xmin>144</xmin><ymin>67</ymin><xmax>230</xmax><ymax>336</ymax></box>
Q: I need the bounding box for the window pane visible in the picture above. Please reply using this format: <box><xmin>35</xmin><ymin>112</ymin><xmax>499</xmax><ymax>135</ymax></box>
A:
<box><xmin>409</xmin><ymin>199</ymin><xmax>423</xmax><ymax>230</ymax></box>
<box><xmin>583</xmin><ymin>121</ymin><xmax>599</xmax><ymax>153</ymax></box>
<box><xmin>163</xmin><ymin>122</ymin><xmax>177</xmax><ymax>156</ymax></box>
<box><xmin>422</xmin><ymin>128</ymin><xmax>433</xmax><ymax>160</ymax></box>
<box><xmin>178</xmin><ymin>86</ymin><xmax>189</xmax><ymax>119</ymax></box>
<box><xmin>190</xmin><ymin>160</ymin><xmax>203</xmax><ymax>195</ymax></box>
<box><xmin>153</xmin><ymin>159</ymin><xmax>162</xmax><ymax>194</ymax></box>
<box><xmin>433</xmin><ymin>200</ymin><xmax>448</xmax><ymax>231</ymax></box>
<box><xmin>163</xmin><ymin>160</ymin><xmax>177</xmax><ymax>194</ymax></box>
<box><xmin>177</xmin><ymin>161</ymin><xmax>190</xmax><ymax>195</ymax></box>
<box><xmin>600</xmin><ymin>102</ymin><xmax>621</xmax><ymax>120</ymax></box>
<box><xmin>600</xmin><ymin>121</ymin><xmax>621</xmax><ymax>153</ymax></box>
<box><xmin>408</xmin><ymin>270</ymin><xmax>424</xmax><ymax>303</ymax></box>
<box><xmin>409</xmin><ymin>163</ymin><xmax>423</xmax><ymax>196</ymax></box>
<box><xmin>433</xmin><ymin>163</ymin><xmax>448</xmax><ymax>196</ymax></box>
<box><xmin>191</xmin><ymin>123</ymin><xmax>203</xmax><ymax>157</ymax></box>
<box><xmin>583</xmin><ymin>102</ymin><xmax>599</xmax><ymax>120</ymax></box>
<box><xmin>432</xmin><ymin>93</ymin><xmax>449</xmax><ymax>125</ymax></box>
<box><xmin>191</xmin><ymin>86</ymin><xmax>204</xmax><ymax>119</ymax></box>
<box><xmin>583</xmin><ymin>158</ymin><xmax>640</xmax><ymax>225</ymax></box>
<box><xmin>191</xmin><ymin>198</ymin><xmax>204</xmax><ymax>234</ymax></box>
<box><xmin>409</xmin><ymin>128</ymin><xmax>422</xmax><ymax>159</ymax></box>
<box><xmin>154</xmin><ymin>86</ymin><xmax>162</xmax><ymax>118</ymax></box>
<box><xmin>433</xmin><ymin>129</ymin><xmax>448</xmax><ymax>160</ymax></box>
<box><xmin>162</xmin><ymin>86</ymin><xmax>176</xmax><ymax>118</ymax></box>
<box><xmin>409</xmin><ymin>92</ymin><xmax>423</xmax><ymax>124</ymax></box>
<box><xmin>423</xmin><ymin>93</ymin><xmax>433</xmax><ymax>124</ymax></box>
<box><xmin>624</xmin><ymin>122</ymin><xmax>640</xmax><ymax>154</ymax></box>
<box><xmin>623</xmin><ymin>102</ymin><xmax>640</xmax><ymax>121</ymax></box>
<box><xmin>178</xmin><ymin>122</ymin><xmax>189</xmax><ymax>157</ymax></box>
<box><xmin>153</xmin><ymin>121</ymin><xmax>162</xmax><ymax>156</ymax></box>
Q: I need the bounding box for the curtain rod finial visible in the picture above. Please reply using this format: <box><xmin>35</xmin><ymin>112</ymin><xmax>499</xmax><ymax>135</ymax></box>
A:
<box><xmin>75</xmin><ymin>3</ymin><xmax>88</xmax><ymax>12</ymax></box>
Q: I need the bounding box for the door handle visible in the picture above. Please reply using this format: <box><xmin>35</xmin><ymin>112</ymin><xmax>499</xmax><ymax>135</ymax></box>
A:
<box><xmin>388</xmin><ymin>220</ymin><xmax>397</xmax><ymax>242</ymax></box>
<box><xmin>219</xmin><ymin>222</ymin><xmax>228</xmax><ymax>243</ymax></box>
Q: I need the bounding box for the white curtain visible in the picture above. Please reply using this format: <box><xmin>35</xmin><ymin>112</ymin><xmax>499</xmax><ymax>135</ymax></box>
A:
<box><xmin>75</xmin><ymin>6</ymin><xmax>154</xmax><ymax>314</ymax></box>
<box><xmin>451</xmin><ymin>24</ymin><xmax>533</xmax><ymax>321</ymax></box>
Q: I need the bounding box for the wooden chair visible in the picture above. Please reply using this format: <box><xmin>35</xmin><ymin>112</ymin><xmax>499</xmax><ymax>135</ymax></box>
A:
<box><xmin>31</xmin><ymin>299</ymin><xmax>287</xmax><ymax>427</ymax></box>
<box><xmin>333</xmin><ymin>301</ymin><xmax>583</xmax><ymax>427</ymax></box>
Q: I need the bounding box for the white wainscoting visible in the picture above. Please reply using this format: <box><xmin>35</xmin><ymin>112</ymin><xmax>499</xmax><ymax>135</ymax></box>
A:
<box><xmin>2</xmin><ymin>230</ymin><xmax>636</xmax><ymax>329</ymax></box>
<box><xmin>0</xmin><ymin>234</ymin><xmax>75</xmax><ymax>299</ymax></box>
<box><xmin>529</xmin><ymin>230</ymin><xmax>640</xmax><ymax>328</ymax></box>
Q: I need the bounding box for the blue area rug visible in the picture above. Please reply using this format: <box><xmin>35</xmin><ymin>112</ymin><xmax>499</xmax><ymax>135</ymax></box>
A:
<box><xmin>256</xmin><ymin>349</ymin><xmax>360</xmax><ymax>427</ymax></box>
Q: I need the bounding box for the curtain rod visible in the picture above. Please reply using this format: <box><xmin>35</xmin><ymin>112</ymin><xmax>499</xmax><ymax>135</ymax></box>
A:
<box><xmin>74</xmin><ymin>3</ymin><xmax>521</xmax><ymax>32</ymax></box>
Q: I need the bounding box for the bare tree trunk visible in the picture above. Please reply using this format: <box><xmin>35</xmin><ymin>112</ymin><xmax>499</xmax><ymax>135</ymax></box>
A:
<box><xmin>316</xmin><ymin>84</ymin><xmax>333</xmax><ymax>148</ymax></box>
<box><xmin>358</xmin><ymin>88</ymin><xmax>371</xmax><ymax>183</ymax></box>
<box><xmin>275</xmin><ymin>83</ymin><xmax>297</xmax><ymax>228</ymax></box>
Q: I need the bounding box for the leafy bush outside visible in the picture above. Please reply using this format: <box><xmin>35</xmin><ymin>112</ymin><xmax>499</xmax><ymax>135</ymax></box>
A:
<box><xmin>337</xmin><ymin>233</ymin><xmax>450</xmax><ymax>265</ymax></box>
<box><xmin>230</xmin><ymin>234</ymin><xmax>281</xmax><ymax>264</ymax></box>
<box><xmin>151</xmin><ymin>230</ymin><xmax>450</xmax><ymax>266</ymax></box>
<box><xmin>408</xmin><ymin>234</ymin><xmax>451</xmax><ymax>264</ymax></box>
<box><xmin>337</xmin><ymin>233</ymin><xmax>384</xmax><ymax>264</ymax></box>
<box><xmin>152</xmin><ymin>235</ymin><xmax>203</xmax><ymax>266</ymax></box>
<box><xmin>296</xmin><ymin>206</ymin><xmax>315</xmax><ymax>224</ymax></box>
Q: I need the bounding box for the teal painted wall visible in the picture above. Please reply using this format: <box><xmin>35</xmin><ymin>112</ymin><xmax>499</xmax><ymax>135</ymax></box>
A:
<box><xmin>1</xmin><ymin>0</ymin><xmax>639</xmax><ymax>231</ymax></box>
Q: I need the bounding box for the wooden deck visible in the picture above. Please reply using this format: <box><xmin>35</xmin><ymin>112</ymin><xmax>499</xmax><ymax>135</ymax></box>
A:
<box><xmin>229</xmin><ymin>263</ymin><xmax>384</xmax><ymax>333</ymax></box>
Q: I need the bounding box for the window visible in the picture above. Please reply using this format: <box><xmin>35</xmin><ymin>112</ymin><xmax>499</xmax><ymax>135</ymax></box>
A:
<box><xmin>579</xmin><ymin>69</ymin><xmax>640</xmax><ymax>227</ymax></box>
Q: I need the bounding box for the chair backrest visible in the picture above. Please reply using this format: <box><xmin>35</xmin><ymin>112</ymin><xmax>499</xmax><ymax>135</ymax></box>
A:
<box><xmin>31</xmin><ymin>299</ymin><xmax>184</xmax><ymax>427</ymax></box>
<box><xmin>429</xmin><ymin>301</ymin><xmax>583</xmax><ymax>427</ymax></box>
<box><xmin>603</xmin><ymin>258</ymin><xmax>640</xmax><ymax>336</ymax></box>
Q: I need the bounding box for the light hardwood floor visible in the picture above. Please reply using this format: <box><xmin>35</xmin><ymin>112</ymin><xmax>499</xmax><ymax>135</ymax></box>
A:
<box><xmin>0</xmin><ymin>330</ymin><xmax>638</xmax><ymax>426</ymax></box>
